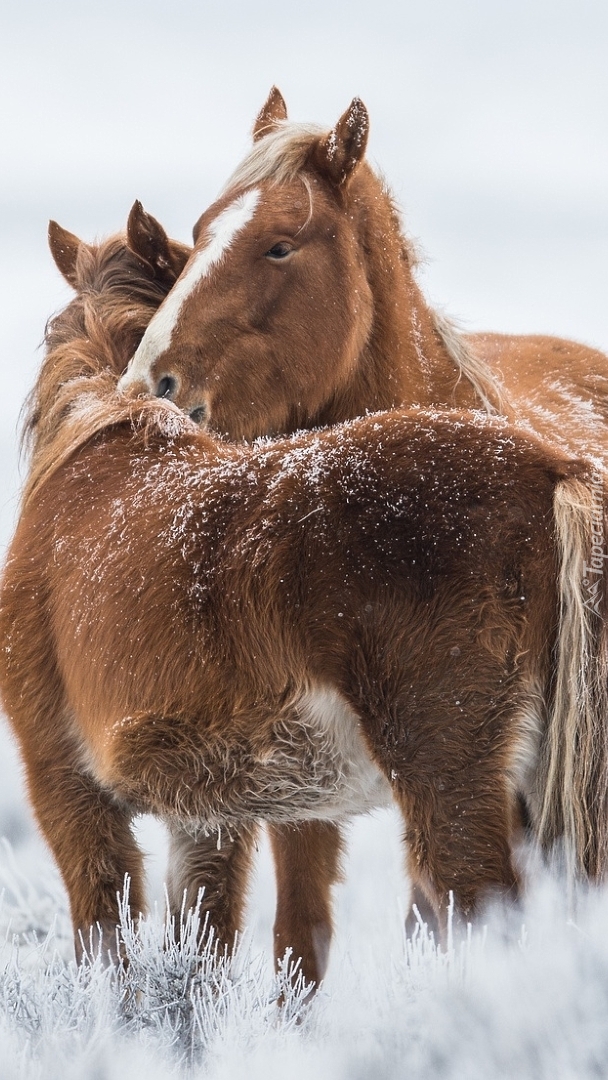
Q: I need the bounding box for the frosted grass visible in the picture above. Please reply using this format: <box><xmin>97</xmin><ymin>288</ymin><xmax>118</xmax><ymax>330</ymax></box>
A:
<box><xmin>0</xmin><ymin>835</ymin><xmax>608</xmax><ymax>1078</ymax></box>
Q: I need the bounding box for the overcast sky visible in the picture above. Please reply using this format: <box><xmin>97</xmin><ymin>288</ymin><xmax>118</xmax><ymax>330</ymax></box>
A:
<box><xmin>1</xmin><ymin>0</ymin><xmax>607</xmax><ymax>546</ymax></box>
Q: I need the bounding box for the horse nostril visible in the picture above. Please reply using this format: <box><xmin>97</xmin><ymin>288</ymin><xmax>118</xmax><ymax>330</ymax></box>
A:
<box><xmin>189</xmin><ymin>404</ymin><xmax>208</xmax><ymax>425</ymax></box>
<box><xmin>157</xmin><ymin>375</ymin><xmax>177</xmax><ymax>399</ymax></box>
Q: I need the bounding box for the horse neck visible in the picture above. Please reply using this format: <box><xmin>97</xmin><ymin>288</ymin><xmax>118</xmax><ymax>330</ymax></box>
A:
<box><xmin>26</xmin><ymin>279</ymin><xmax>162</xmax><ymax>462</ymax></box>
<box><xmin>24</xmin><ymin>321</ymin><xmax>145</xmax><ymax>519</ymax></box>
<box><xmin>316</xmin><ymin>172</ymin><xmax>480</xmax><ymax>425</ymax></box>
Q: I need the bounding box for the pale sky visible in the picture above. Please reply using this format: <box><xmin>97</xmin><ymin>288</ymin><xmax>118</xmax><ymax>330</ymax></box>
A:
<box><xmin>1</xmin><ymin>0</ymin><xmax>607</xmax><ymax>548</ymax></box>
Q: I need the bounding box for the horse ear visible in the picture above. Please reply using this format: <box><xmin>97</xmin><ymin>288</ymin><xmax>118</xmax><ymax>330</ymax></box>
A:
<box><xmin>312</xmin><ymin>98</ymin><xmax>370</xmax><ymax>188</ymax></box>
<box><xmin>252</xmin><ymin>86</ymin><xmax>288</xmax><ymax>142</ymax></box>
<box><xmin>127</xmin><ymin>200</ymin><xmax>189</xmax><ymax>285</ymax></box>
<box><xmin>48</xmin><ymin>221</ymin><xmax>83</xmax><ymax>287</ymax></box>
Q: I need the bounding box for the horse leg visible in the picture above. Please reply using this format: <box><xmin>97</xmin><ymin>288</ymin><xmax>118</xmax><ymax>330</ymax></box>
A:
<box><xmin>395</xmin><ymin>777</ymin><xmax>520</xmax><ymax>942</ymax></box>
<box><xmin>0</xmin><ymin>571</ymin><xmax>146</xmax><ymax>962</ymax></box>
<box><xmin>268</xmin><ymin>820</ymin><xmax>344</xmax><ymax>989</ymax></box>
<box><xmin>166</xmin><ymin>822</ymin><xmax>258</xmax><ymax>953</ymax></box>
<box><xmin>21</xmin><ymin>733</ymin><xmax>146</xmax><ymax>963</ymax></box>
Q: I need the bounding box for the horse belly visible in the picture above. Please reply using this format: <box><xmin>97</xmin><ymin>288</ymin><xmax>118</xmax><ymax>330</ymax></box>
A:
<box><xmin>290</xmin><ymin>686</ymin><xmax>393</xmax><ymax>820</ymax></box>
<box><xmin>80</xmin><ymin>686</ymin><xmax>394</xmax><ymax>833</ymax></box>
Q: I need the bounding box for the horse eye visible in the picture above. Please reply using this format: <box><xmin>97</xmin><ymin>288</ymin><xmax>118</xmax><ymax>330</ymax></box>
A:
<box><xmin>265</xmin><ymin>242</ymin><xmax>293</xmax><ymax>260</ymax></box>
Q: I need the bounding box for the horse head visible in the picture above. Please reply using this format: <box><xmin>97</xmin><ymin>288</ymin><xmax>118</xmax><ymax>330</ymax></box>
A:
<box><xmin>49</xmin><ymin>204</ymin><xmax>190</xmax><ymax>297</ymax></box>
<box><xmin>117</xmin><ymin>92</ymin><xmax>407</xmax><ymax>439</ymax></box>
<box><xmin>25</xmin><ymin>207</ymin><xmax>191</xmax><ymax>470</ymax></box>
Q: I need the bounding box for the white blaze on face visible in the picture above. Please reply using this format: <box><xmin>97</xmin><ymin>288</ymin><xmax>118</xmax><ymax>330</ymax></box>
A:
<box><xmin>118</xmin><ymin>187</ymin><xmax>260</xmax><ymax>392</ymax></box>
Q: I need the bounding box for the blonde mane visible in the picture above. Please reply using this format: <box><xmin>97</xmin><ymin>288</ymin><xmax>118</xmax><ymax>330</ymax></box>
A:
<box><xmin>221</xmin><ymin>121</ymin><xmax>326</xmax><ymax>195</ymax></box>
<box><xmin>431</xmin><ymin>309</ymin><xmax>506</xmax><ymax>414</ymax></box>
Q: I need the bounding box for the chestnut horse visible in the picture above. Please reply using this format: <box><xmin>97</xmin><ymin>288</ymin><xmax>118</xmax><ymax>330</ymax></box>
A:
<box><xmin>2</xmin><ymin>221</ymin><xmax>608</xmax><ymax>979</ymax></box>
<box><xmin>116</xmin><ymin>91</ymin><xmax>608</xmax><ymax>982</ymax></box>
<box><xmin>119</xmin><ymin>88</ymin><xmax>608</xmax><ymax>464</ymax></box>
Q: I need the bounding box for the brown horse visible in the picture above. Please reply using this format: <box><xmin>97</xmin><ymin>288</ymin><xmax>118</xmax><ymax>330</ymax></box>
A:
<box><xmin>116</xmin><ymin>90</ymin><xmax>608</xmax><ymax>983</ymax></box>
<box><xmin>118</xmin><ymin>89</ymin><xmax>608</xmax><ymax>463</ymax></box>
<box><xmin>2</xmin><ymin>220</ymin><xmax>608</xmax><ymax>979</ymax></box>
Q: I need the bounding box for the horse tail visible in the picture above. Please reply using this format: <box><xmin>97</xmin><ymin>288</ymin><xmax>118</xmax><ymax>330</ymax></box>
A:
<box><xmin>538</xmin><ymin>470</ymin><xmax>608</xmax><ymax>881</ymax></box>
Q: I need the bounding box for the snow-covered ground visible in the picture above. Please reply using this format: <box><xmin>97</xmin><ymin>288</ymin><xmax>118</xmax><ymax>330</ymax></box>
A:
<box><xmin>1</xmin><ymin>0</ymin><xmax>607</xmax><ymax>1075</ymax></box>
<box><xmin>2</xmin><ymin>833</ymin><xmax>608</xmax><ymax>1078</ymax></box>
